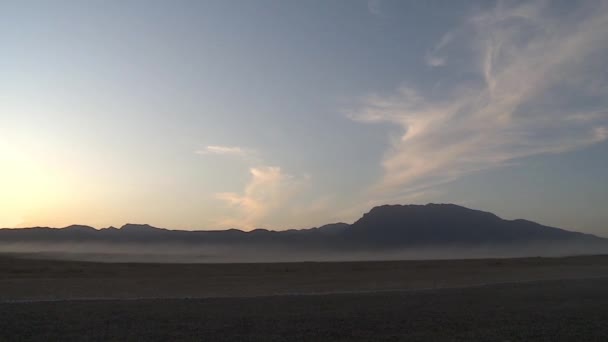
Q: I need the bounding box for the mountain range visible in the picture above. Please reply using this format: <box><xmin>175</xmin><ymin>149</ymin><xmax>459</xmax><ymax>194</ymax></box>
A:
<box><xmin>1</xmin><ymin>204</ymin><xmax>603</xmax><ymax>249</ymax></box>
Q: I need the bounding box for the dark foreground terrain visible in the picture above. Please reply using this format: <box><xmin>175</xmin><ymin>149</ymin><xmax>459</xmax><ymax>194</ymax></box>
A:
<box><xmin>2</xmin><ymin>255</ymin><xmax>608</xmax><ymax>341</ymax></box>
<box><xmin>2</xmin><ymin>278</ymin><xmax>608</xmax><ymax>341</ymax></box>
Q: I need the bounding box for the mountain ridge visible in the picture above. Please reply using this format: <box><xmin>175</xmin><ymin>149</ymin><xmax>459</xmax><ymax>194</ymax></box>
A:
<box><xmin>0</xmin><ymin>203</ymin><xmax>603</xmax><ymax>245</ymax></box>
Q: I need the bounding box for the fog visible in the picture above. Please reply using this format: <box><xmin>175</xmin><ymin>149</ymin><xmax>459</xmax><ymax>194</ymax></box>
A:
<box><xmin>1</xmin><ymin>240</ymin><xmax>607</xmax><ymax>263</ymax></box>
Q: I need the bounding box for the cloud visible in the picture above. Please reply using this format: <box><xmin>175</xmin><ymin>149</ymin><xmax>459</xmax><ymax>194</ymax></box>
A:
<box><xmin>215</xmin><ymin>166</ymin><xmax>309</xmax><ymax>229</ymax></box>
<box><xmin>195</xmin><ymin>145</ymin><xmax>248</xmax><ymax>156</ymax></box>
<box><xmin>351</xmin><ymin>1</ymin><xmax>608</xmax><ymax>199</ymax></box>
<box><xmin>368</xmin><ymin>0</ymin><xmax>382</xmax><ymax>16</ymax></box>
<box><xmin>425</xmin><ymin>32</ymin><xmax>452</xmax><ymax>67</ymax></box>
<box><xmin>425</xmin><ymin>55</ymin><xmax>447</xmax><ymax>67</ymax></box>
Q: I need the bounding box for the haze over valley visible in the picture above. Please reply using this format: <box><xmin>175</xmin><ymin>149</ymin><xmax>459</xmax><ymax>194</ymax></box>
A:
<box><xmin>2</xmin><ymin>204</ymin><xmax>605</xmax><ymax>263</ymax></box>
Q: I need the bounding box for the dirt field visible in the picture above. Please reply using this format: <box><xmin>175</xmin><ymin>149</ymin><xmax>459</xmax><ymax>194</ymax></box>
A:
<box><xmin>2</xmin><ymin>255</ymin><xmax>608</xmax><ymax>340</ymax></box>
<box><xmin>2</xmin><ymin>254</ymin><xmax>608</xmax><ymax>301</ymax></box>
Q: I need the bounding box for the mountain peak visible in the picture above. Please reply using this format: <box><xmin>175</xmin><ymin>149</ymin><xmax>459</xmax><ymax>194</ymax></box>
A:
<box><xmin>348</xmin><ymin>203</ymin><xmax>581</xmax><ymax>246</ymax></box>
<box><xmin>368</xmin><ymin>203</ymin><xmax>480</xmax><ymax>211</ymax></box>
<box><xmin>120</xmin><ymin>223</ymin><xmax>162</xmax><ymax>231</ymax></box>
<box><xmin>62</xmin><ymin>225</ymin><xmax>96</xmax><ymax>231</ymax></box>
<box><xmin>317</xmin><ymin>223</ymin><xmax>350</xmax><ymax>234</ymax></box>
<box><xmin>365</xmin><ymin>203</ymin><xmax>500</xmax><ymax>220</ymax></box>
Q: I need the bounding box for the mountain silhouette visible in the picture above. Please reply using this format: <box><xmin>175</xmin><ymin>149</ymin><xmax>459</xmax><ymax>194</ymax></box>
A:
<box><xmin>344</xmin><ymin>204</ymin><xmax>599</xmax><ymax>247</ymax></box>
<box><xmin>0</xmin><ymin>204</ymin><xmax>603</xmax><ymax>250</ymax></box>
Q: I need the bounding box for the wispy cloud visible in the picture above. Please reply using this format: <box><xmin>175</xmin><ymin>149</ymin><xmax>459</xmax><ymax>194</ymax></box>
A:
<box><xmin>351</xmin><ymin>1</ymin><xmax>608</xmax><ymax>199</ymax></box>
<box><xmin>425</xmin><ymin>32</ymin><xmax>452</xmax><ymax>67</ymax></box>
<box><xmin>215</xmin><ymin>166</ymin><xmax>309</xmax><ymax>229</ymax></box>
<box><xmin>195</xmin><ymin>145</ymin><xmax>248</xmax><ymax>156</ymax></box>
<box><xmin>368</xmin><ymin>0</ymin><xmax>382</xmax><ymax>16</ymax></box>
<box><xmin>425</xmin><ymin>55</ymin><xmax>447</xmax><ymax>67</ymax></box>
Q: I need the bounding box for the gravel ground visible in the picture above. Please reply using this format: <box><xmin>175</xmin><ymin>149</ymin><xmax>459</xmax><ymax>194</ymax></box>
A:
<box><xmin>3</xmin><ymin>254</ymin><xmax>608</xmax><ymax>301</ymax></box>
<box><xmin>1</xmin><ymin>277</ymin><xmax>608</xmax><ymax>341</ymax></box>
<box><xmin>2</xmin><ymin>255</ymin><xmax>608</xmax><ymax>341</ymax></box>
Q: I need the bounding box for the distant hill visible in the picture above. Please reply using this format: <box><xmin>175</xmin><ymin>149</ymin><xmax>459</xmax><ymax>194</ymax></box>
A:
<box><xmin>0</xmin><ymin>204</ymin><xmax>603</xmax><ymax>252</ymax></box>
<box><xmin>344</xmin><ymin>204</ymin><xmax>601</xmax><ymax>247</ymax></box>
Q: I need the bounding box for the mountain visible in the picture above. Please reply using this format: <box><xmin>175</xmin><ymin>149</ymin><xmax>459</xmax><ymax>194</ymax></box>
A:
<box><xmin>317</xmin><ymin>223</ymin><xmax>350</xmax><ymax>235</ymax></box>
<box><xmin>0</xmin><ymin>204</ymin><xmax>603</xmax><ymax>252</ymax></box>
<box><xmin>344</xmin><ymin>204</ymin><xmax>600</xmax><ymax>247</ymax></box>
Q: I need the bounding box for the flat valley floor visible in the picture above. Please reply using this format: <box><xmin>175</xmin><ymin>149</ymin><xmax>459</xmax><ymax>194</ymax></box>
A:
<box><xmin>2</xmin><ymin>254</ymin><xmax>608</xmax><ymax>341</ymax></box>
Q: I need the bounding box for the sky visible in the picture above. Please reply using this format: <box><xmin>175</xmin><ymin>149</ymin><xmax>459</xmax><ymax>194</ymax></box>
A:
<box><xmin>1</xmin><ymin>0</ymin><xmax>607</xmax><ymax>235</ymax></box>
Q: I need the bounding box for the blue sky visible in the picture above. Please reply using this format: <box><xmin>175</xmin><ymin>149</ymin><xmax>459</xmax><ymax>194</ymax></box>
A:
<box><xmin>1</xmin><ymin>0</ymin><xmax>607</xmax><ymax>235</ymax></box>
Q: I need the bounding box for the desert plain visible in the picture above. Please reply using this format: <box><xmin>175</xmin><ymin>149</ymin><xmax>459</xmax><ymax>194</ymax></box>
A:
<box><xmin>2</xmin><ymin>254</ymin><xmax>608</xmax><ymax>341</ymax></box>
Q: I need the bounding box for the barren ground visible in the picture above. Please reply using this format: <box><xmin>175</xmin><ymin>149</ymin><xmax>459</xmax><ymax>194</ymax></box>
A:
<box><xmin>2</xmin><ymin>255</ymin><xmax>608</xmax><ymax>341</ymax></box>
